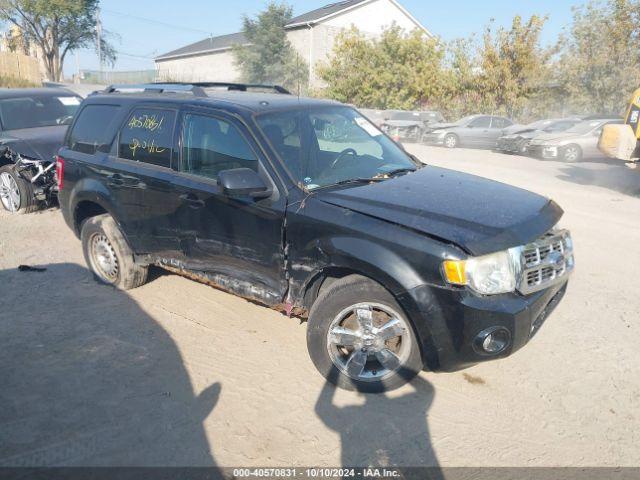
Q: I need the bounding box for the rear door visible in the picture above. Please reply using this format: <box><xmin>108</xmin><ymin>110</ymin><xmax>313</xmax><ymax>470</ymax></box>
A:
<box><xmin>169</xmin><ymin>108</ymin><xmax>288</xmax><ymax>305</ymax></box>
<box><xmin>110</xmin><ymin>105</ymin><xmax>183</xmax><ymax>256</ymax></box>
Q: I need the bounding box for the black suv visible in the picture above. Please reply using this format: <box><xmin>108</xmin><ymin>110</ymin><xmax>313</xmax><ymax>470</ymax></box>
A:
<box><xmin>57</xmin><ymin>83</ymin><xmax>574</xmax><ymax>392</ymax></box>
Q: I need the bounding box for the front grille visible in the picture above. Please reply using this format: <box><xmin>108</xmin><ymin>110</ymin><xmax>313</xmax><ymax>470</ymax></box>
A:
<box><xmin>518</xmin><ymin>229</ymin><xmax>574</xmax><ymax>295</ymax></box>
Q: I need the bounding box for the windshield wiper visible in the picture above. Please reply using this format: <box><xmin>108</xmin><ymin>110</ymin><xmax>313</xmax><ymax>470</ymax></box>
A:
<box><xmin>373</xmin><ymin>167</ymin><xmax>417</xmax><ymax>179</ymax></box>
<box><xmin>311</xmin><ymin>177</ymin><xmax>386</xmax><ymax>191</ymax></box>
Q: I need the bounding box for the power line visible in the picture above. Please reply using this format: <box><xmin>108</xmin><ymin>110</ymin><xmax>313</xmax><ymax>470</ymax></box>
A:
<box><xmin>102</xmin><ymin>9</ymin><xmax>212</xmax><ymax>36</ymax></box>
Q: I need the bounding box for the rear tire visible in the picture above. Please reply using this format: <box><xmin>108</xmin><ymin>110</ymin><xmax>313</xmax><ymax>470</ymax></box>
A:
<box><xmin>81</xmin><ymin>214</ymin><xmax>148</xmax><ymax>290</ymax></box>
<box><xmin>307</xmin><ymin>275</ymin><xmax>422</xmax><ymax>393</ymax></box>
<box><xmin>0</xmin><ymin>165</ymin><xmax>38</xmax><ymax>214</ymax></box>
<box><xmin>444</xmin><ymin>134</ymin><xmax>458</xmax><ymax>149</ymax></box>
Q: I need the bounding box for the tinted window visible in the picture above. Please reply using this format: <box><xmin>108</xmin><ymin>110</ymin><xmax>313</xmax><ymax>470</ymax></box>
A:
<box><xmin>119</xmin><ymin>108</ymin><xmax>176</xmax><ymax>168</ymax></box>
<box><xmin>181</xmin><ymin>114</ymin><xmax>257</xmax><ymax>180</ymax></box>
<box><xmin>0</xmin><ymin>95</ymin><xmax>82</xmax><ymax>131</ymax></box>
<box><xmin>470</xmin><ymin>116</ymin><xmax>491</xmax><ymax>128</ymax></box>
<box><xmin>68</xmin><ymin>104</ymin><xmax>121</xmax><ymax>155</ymax></box>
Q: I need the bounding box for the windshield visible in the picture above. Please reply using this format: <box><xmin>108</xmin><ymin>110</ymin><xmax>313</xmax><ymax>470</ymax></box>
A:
<box><xmin>0</xmin><ymin>95</ymin><xmax>81</xmax><ymax>131</ymax></box>
<box><xmin>257</xmin><ymin>106</ymin><xmax>418</xmax><ymax>190</ymax></box>
<box><xmin>564</xmin><ymin>120</ymin><xmax>607</xmax><ymax>134</ymax></box>
<box><xmin>456</xmin><ymin>115</ymin><xmax>479</xmax><ymax>125</ymax></box>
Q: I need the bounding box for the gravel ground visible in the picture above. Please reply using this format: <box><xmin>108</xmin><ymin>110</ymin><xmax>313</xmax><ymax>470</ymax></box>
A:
<box><xmin>0</xmin><ymin>146</ymin><xmax>638</xmax><ymax>467</ymax></box>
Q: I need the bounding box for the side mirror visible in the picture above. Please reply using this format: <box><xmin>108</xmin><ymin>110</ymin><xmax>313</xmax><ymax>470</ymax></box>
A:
<box><xmin>467</xmin><ymin>124</ymin><xmax>475</xmax><ymax>128</ymax></box>
<box><xmin>218</xmin><ymin>168</ymin><xmax>270</xmax><ymax>199</ymax></box>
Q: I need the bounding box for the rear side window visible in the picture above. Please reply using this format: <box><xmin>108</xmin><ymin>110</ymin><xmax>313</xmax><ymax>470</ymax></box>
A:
<box><xmin>68</xmin><ymin>104</ymin><xmax>121</xmax><ymax>154</ymax></box>
<box><xmin>119</xmin><ymin>108</ymin><xmax>176</xmax><ymax>168</ymax></box>
<box><xmin>492</xmin><ymin>117</ymin><xmax>511</xmax><ymax>128</ymax></box>
<box><xmin>181</xmin><ymin>114</ymin><xmax>257</xmax><ymax>180</ymax></box>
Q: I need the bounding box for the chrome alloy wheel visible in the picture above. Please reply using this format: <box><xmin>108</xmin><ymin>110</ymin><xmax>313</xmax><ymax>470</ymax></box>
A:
<box><xmin>89</xmin><ymin>233</ymin><xmax>119</xmax><ymax>282</ymax></box>
<box><xmin>327</xmin><ymin>303</ymin><xmax>411</xmax><ymax>382</ymax></box>
<box><xmin>563</xmin><ymin>146</ymin><xmax>580</xmax><ymax>162</ymax></box>
<box><xmin>0</xmin><ymin>172</ymin><xmax>20</xmax><ymax>212</ymax></box>
<box><xmin>444</xmin><ymin>134</ymin><xmax>457</xmax><ymax>148</ymax></box>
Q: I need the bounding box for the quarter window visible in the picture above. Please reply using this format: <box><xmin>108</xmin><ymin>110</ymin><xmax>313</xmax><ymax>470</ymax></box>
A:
<box><xmin>68</xmin><ymin>105</ymin><xmax>121</xmax><ymax>155</ymax></box>
<box><xmin>119</xmin><ymin>108</ymin><xmax>176</xmax><ymax>168</ymax></box>
<box><xmin>181</xmin><ymin>114</ymin><xmax>257</xmax><ymax>180</ymax></box>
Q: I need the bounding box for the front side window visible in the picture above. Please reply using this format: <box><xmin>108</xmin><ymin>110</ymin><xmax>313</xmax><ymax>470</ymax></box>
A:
<box><xmin>119</xmin><ymin>108</ymin><xmax>176</xmax><ymax>168</ymax></box>
<box><xmin>257</xmin><ymin>106</ymin><xmax>417</xmax><ymax>190</ymax></box>
<box><xmin>181</xmin><ymin>114</ymin><xmax>257</xmax><ymax>180</ymax></box>
<box><xmin>469</xmin><ymin>116</ymin><xmax>491</xmax><ymax>128</ymax></box>
<box><xmin>68</xmin><ymin>104</ymin><xmax>121</xmax><ymax>155</ymax></box>
<box><xmin>0</xmin><ymin>95</ymin><xmax>81</xmax><ymax>131</ymax></box>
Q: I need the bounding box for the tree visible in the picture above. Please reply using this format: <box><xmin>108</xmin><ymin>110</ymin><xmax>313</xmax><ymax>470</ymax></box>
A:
<box><xmin>475</xmin><ymin>15</ymin><xmax>551</xmax><ymax>119</ymax></box>
<box><xmin>318</xmin><ymin>26</ymin><xmax>449</xmax><ymax>110</ymax></box>
<box><xmin>557</xmin><ymin>0</ymin><xmax>640</xmax><ymax>116</ymax></box>
<box><xmin>233</xmin><ymin>1</ymin><xmax>308</xmax><ymax>94</ymax></box>
<box><xmin>0</xmin><ymin>0</ymin><xmax>116</xmax><ymax>82</ymax></box>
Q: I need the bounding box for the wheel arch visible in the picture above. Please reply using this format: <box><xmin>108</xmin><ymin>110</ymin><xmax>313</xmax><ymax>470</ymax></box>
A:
<box><xmin>294</xmin><ymin>237</ymin><xmax>437</xmax><ymax>368</ymax></box>
<box><xmin>70</xmin><ymin>179</ymin><xmax>121</xmax><ymax>237</ymax></box>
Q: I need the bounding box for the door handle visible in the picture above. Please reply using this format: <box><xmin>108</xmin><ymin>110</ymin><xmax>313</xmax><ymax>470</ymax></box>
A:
<box><xmin>179</xmin><ymin>193</ymin><xmax>205</xmax><ymax>209</ymax></box>
<box><xmin>108</xmin><ymin>173</ymin><xmax>125</xmax><ymax>187</ymax></box>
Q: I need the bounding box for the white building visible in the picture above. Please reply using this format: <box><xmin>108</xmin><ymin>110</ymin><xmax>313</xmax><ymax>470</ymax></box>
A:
<box><xmin>155</xmin><ymin>0</ymin><xmax>432</xmax><ymax>88</ymax></box>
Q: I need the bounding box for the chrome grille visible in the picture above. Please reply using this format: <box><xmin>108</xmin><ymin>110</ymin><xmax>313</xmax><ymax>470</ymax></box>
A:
<box><xmin>518</xmin><ymin>229</ymin><xmax>574</xmax><ymax>295</ymax></box>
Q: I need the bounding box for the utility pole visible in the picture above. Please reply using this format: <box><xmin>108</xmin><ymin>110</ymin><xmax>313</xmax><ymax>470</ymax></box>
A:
<box><xmin>96</xmin><ymin>8</ymin><xmax>102</xmax><ymax>77</ymax></box>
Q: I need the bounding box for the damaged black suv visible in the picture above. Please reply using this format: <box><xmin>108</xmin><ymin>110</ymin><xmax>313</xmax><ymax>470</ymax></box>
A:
<box><xmin>57</xmin><ymin>83</ymin><xmax>574</xmax><ymax>392</ymax></box>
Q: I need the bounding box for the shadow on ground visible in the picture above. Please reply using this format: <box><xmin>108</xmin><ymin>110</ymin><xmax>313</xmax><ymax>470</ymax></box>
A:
<box><xmin>556</xmin><ymin>162</ymin><xmax>640</xmax><ymax>196</ymax></box>
<box><xmin>0</xmin><ymin>263</ymin><xmax>220</xmax><ymax>467</ymax></box>
<box><xmin>316</xmin><ymin>370</ymin><xmax>442</xmax><ymax>472</ymax></box>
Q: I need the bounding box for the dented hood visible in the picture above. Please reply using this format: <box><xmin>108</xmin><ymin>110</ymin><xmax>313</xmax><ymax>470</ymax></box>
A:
<box><xmin>315</xmin><ymin>166</ymin><xmax>563</xmax><ymax>256</ymax></box>
<box><xmin>0</xmin><ymin>125</ymin><xmax>67</xmax><ymax>162</ymax></box>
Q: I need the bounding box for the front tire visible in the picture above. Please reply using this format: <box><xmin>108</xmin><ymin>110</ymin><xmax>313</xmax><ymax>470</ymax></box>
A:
<box><xmin>81</xmin><ymin>214</ymin><xmax>148</xmax><ymax>290</ymax></box>
<box><xmin>307</xmin><ymin>275</ymin><xmax>422</xmax><ymax>393</ymax></box>
<box><xmin>561</xmin><ymin>144</ymin><xmax>582</xmax><ymax>162</ymax></box>
<box><xmin>0</xmin><ymin>165</ymin><xmax>37</xmax><ymax>214</ymax></box>
<box><xmin>444</xmin><ymin>134</ymin><xmax>458</xmax><ymax>149</ymax></box>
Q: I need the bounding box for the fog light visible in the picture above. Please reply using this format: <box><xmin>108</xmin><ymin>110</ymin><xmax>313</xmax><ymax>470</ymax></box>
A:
<box><xmin>474</xmin><ymin>327</ymin><xmax>511</xmax><ymax>355</ymax></box>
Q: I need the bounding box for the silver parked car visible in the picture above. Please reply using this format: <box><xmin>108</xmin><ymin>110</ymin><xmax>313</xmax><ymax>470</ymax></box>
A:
<box><xmin>496</xmin><ymin>118</ymin><xmax>582</xmax><ymax>155</ymax></box>
<box><xmin>422</xmin><ymin>114</ymin><xmax>513</xmax><ymax>149</ymax></box>
<box><xmin>527</xmin><ymin>118</ymin><xmax>623</xmax><ymax>162</ymax></box>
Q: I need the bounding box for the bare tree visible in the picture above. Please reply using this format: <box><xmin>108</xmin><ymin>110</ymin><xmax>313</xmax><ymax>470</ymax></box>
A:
<box><xmin>0</xmin><ymin>0</ymin><xmax>116</xmax><ymax>81</ymax></box>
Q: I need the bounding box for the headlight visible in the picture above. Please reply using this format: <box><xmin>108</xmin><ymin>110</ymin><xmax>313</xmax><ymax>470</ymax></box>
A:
<box><xmin>430</xmin><ymin>129</ymin><xmax>446</xmax><ymax>134</ymax></box>
<box><xmin>443</xmin><ymin>249</ymin><xmax>520</xmax><ymax>295</ymax></box>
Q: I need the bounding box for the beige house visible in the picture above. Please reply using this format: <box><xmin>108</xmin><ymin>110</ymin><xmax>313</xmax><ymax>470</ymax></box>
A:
<box><xmin>155</xmin><ymin>0</ymin><xmax>432</xmax><ymax>88</ymax></box>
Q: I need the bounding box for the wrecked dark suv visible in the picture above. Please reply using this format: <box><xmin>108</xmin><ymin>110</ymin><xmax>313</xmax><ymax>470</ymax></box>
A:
<box><xmin>57</xmin><ymin>83</ymin><xmax>574</xmax><ymax>392</ymax></box>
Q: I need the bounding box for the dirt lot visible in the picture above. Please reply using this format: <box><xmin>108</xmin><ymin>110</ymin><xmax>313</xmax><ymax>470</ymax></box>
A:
<box><xmin>1</xmin><ymin>146</ymin><xmax>639</xmax><ymax>467</ymax></box>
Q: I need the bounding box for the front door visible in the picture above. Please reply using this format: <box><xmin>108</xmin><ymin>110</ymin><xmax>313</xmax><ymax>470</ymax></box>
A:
<box><xmin>170</xmin><ymin>109</ymin><xmax>288</xmax><ymax>306</ymax></box>
<box><xmin>465</xmin><ymin>116</ymin><xmax>493</xmax><ymax>146</ymax></box>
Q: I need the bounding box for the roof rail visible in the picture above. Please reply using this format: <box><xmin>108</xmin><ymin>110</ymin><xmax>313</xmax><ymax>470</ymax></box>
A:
<box><xmin>101</xmin><ymin>82</ymin><xmax>291</xmax><ymax>97</ymax></box>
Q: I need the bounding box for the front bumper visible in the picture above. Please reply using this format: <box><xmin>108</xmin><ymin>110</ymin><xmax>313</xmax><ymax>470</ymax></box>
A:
<box><xmin>400</xmin><ymin>280</ymin><xmax>569</xmax><ymax>371</ymax></box>
<box><xmin>528</xmin><ymin>144</ymin><xmax>560</xmax><ymax>159</ymax></box>
<box><xmin>422</xmin><ymin>132</ymin><xmax>446</xmax><ymax>145</ymax></box>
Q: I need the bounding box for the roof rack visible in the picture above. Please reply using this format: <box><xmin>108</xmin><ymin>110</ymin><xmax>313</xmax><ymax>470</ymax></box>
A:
<box><xmin>101</xmin><ymin>82</ymin><xmax>291</xmax><ymax>97</ymax></box>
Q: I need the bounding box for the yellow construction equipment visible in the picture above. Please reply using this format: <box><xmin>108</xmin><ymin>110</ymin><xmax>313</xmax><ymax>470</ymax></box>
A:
<box><xmin>599</xmin><ymin>88</ymin><xmax>640</xmax><ymax>164</ymax></box>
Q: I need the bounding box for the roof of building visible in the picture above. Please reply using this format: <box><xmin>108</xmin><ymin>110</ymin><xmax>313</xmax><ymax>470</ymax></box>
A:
<box><xmin>286</xmin><ymin>0</ymin><xmax>368</xmax><ymax>26</ymax></box>
<box><xmin>156</xmin><ymin>0</ymin><xmax>430</xmax><ymax>62</ymax></box>
<box><xmin>155</xmin><ymin>32</ymin><xmax>248</xmax><ymax>61</ymax></box>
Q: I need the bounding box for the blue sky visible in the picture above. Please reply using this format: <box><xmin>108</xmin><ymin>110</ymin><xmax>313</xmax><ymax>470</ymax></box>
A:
<box><xmin>65</xmin><ymin>0</ymin><xmax>578</xmax><ymax>75</ymax></box>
